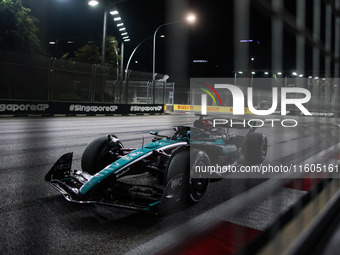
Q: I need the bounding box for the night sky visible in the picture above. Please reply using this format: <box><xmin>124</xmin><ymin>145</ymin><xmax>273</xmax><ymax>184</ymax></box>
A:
<box><xmin>20</xmin><ymin>0</ymin><xmax>313</xmax><ymax>78</ymax></box>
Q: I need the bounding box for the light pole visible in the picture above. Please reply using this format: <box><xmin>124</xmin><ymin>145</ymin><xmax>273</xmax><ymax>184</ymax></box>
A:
<box><xmin>124</xmin><ymin>36</ymin><xmax>164</xmax><ymax>104</ymax></box>
<box><xmin>88</xmin><ymin>1</ymin><xmax>108</xmax><ymax>64</ymax></box>
<box><xmin>251</xmin><ymin>72</ymin><xmax>255</xmax><ymax>87</ymax></box>
<box><xmin>88</xmin><ymin>1</ymin><xmax>130</xmax><ymax>65</ymax></box>
<box><xmin>101</xmin><ymin>9</ymin><xmax>108</xmax><ymax>65</ymax></box>
<box><xmin>152</xmin><ymin>22</ymin><xmax>179</xmax><ymax>81</ymax></box>
<box><xmin>152</xmin><ymin>14</ymin><xmax>196</xmax><ymax>103</ymax></box>
<box><xmin>125</xmin><ymin>35</ymin><xmax>164</xmax><ymax>82</ymax></box>
<box><xmin>234</xmin><ymin>71</ymin><xmax>243</xmax><ymax>86</ymax></box>
<box><xmin>152</xmin><ymin>14</ymin><xmax>196</xmax><ymax>81</ymax></box>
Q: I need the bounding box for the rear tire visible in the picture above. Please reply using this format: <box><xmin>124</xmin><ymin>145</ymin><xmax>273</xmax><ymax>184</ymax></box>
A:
<box><xmin>244</xmin><ymin>132</ymin><xmax>267</xmax><ymax>165</ymax></box>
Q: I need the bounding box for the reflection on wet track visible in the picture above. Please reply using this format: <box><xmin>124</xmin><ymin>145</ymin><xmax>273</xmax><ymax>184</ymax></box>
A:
<box><xmin>0</xmin><ymin>114</ymin><xmax>339</xmax><ymax>254</ymax></box>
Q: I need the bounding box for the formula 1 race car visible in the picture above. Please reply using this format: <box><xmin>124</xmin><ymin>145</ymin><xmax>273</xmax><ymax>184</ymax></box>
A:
<box><xmin>45</xmin><ymin>116</ymin><xmax>267</xmax><ymax>214</ymax></box>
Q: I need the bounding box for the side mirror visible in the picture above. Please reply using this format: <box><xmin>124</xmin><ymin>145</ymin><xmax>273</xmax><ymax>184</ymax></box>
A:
<box><xmin>150</xmin><ymin>131</ymin><xmax>158</xmax><ymax>136</ymax></box>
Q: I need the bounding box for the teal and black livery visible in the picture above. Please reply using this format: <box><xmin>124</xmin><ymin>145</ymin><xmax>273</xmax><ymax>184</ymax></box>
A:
<box><xmin>80</xmin><ymin>139</ymin><xmax>183</xmax><ymax>195</ymax></box>
<box><xmin>45</xmin><ymin>119</ymin><xmax>267</xmax><ymax>214</ymax></box>
<box><xmin>45</xmin><ymin>127</ymin><xmax>191</xmax><ymax>213</ymax></box>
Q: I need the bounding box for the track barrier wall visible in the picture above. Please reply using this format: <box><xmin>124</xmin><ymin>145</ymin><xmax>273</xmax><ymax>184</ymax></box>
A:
<box><xmin>0</xmin><ymin>100</ymin><xmax>164</xmax><ymax>116</ymax></box>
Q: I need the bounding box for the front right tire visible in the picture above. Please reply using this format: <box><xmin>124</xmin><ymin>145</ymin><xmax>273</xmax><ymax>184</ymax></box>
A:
<box><xmin>244</xmin><ymin>132</ymin><xmax>267</xmax><ymax>165</ymax></box>
<box><xmin>187</xmin><ymin>150</ymin><xmax>210</xmax><ymax>203</ymax></box>
<box><xmin>164</xmin><ymin>148</ymin><xmax>210</xmax><ymax>205</ymax></box>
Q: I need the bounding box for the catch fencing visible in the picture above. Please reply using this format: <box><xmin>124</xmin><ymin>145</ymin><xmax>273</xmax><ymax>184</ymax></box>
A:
<box><xmin>0</xmin><ymin>50</ymin><xmax>174</xmax><ymax>105</ymax></box>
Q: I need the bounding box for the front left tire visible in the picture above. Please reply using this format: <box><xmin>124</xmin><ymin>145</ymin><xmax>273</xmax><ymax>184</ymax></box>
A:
<box><xmin>81</xmin><ymin>135</ymin><xmax>123</xmax><ymax>175</ymax></box>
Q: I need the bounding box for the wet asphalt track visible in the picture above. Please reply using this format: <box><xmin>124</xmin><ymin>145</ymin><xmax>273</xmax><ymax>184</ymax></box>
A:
<box><xmin>0</xmin><ymin>114</ymin><xmax>339</xmax><ymax>254</ymax></box>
